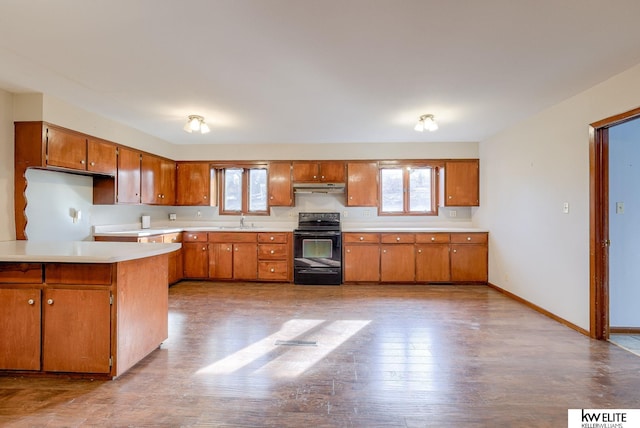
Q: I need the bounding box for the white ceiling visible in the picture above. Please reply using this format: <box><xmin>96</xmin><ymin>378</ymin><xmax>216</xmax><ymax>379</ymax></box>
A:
<box><xmin>1</xmin><ymin>0</ymin><xmax>640</xmax><ymax>145</ymax></box>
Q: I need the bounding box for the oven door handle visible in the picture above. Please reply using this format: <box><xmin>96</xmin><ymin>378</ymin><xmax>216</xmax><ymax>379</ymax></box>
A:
<box><xmin>294</xmin><ymin>231</ymin><xmax>341</xmax><ymax>236</ymax></box>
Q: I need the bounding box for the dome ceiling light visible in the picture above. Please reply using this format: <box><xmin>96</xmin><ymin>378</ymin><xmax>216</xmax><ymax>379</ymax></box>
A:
<box><xmin>184</xmin><ymin>115</ymin><xmax>210</xmax><ymax>134</ymax></box>
<box><xmin>414</xmin><ymin>114</ymin><xmax>438</xmax><ymax>132</ymax></box>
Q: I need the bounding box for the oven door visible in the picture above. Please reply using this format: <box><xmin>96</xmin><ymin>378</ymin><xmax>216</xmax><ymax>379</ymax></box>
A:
<box><xmin>293</xmin><ymin>230</ymin><xmax>341</xmax><ymax>268</ymax></box>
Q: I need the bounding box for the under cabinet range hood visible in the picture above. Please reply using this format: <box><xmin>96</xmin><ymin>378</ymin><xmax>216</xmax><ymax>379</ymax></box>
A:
<box><xmin>293</xmin><ymin>182</ymin><xmax>346</xmax><ymax>194</ymax></box>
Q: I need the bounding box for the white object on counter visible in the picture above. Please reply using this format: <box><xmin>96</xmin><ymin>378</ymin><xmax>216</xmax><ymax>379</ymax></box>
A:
<box><xmin>141</xmin><ymin>215</ymin><xmax>151</xmax><ymax>229</ymax></box>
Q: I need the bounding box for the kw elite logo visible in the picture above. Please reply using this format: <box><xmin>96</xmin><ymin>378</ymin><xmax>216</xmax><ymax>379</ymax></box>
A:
<box><xmin>568</xmin><ymin>409</ymin><xmax>640</xmax><ymax>428</ymax></box>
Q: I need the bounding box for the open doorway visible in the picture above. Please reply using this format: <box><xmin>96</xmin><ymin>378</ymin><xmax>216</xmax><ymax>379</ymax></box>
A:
<box><xmin>590</xmin><ymin>106</ymin><xmax>640</xmax><ymax>340</ymax></box>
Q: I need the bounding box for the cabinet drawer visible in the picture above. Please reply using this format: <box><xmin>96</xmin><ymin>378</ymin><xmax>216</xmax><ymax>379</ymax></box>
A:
<box><xmin>139</xmin><ymin>235</ymin><xmax>164</xmax><ymax>243</ymax></box>
<box><xmin>258</xmin><ymin>261</ymin><xmax>289</xmax><ymax>280</ymax></box>
<box><xmin>45</xmin><ymin>263</ymin><xmax>112</xmax><ymax>285</ymax></box>
<box><xmin>258</xmin><ymin>244</ymin><xmax>289</xmax><ymax>259</ymax></box>
<box><xmin>343</xmin><ymin>233</ymin><xmax>380</xmax><ymax>243</ymax></box>
<box><xmin>450</xmin><ymin>233</ymin><xmax>488</xmax><ymax>244</ymax></box>
<box><xmin>258</xmin><ymin>232</ymin><xmax>289</xmax><ymax>243</ymax></box>
<box><xmin>415</xmin><ymin>233</ymin><xmax>450</xmax><ymax>244</ymax></box>
<box><xmin>380</xmin><ymin>233</ymin><xmax>415</xmax><ymax>244</ymax></box>
<box><xmin>183</xmin><ymin>232</ymin><xmax>207</xmax><ymax>242</ymax></box>
<box><xmin>163</xmin><ymin>233</ymin><xmax>182</xmax><ymax>243</ymax></box>
<box><xmin>209</xmin><ymin>232</ymin><xmax>257</xmax><ymax>243</ymax></box>
<box><xmin>0</xmin><ymin>263</ymin><xmax>43</xmax><ymax>283</ymax></box>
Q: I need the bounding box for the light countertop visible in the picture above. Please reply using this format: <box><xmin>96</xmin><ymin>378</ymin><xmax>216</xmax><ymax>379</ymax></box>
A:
<box><xmin>342</xmin><ymin>227</ymin><xmax>488</xmax><ymax>233</ymax></box>
<box><xmin>0</xmin><ymin>241</ymin><xmax>181</xmax><ymax>263</ymax></box>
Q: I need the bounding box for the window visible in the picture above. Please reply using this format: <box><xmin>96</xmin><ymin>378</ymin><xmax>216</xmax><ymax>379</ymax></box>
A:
<box><xmin>219</xmin><ymin>167</ymin><xmax>268</xmax><ymax>215</ymax></box>
<box><xmin>380</xmin><ymin>165</ymin><xmax>437</xmax><ymax>215</ymax></box>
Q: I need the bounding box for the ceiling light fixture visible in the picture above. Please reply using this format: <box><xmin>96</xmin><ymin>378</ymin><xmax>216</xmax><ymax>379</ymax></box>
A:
<box><xmin>414</xmin><ymin>114</ymin><xmax>438</xmax><ymax>132</ymax></box>
<box><xmin>184</xmin><ymin>115</ymin><xmax>210</xmax><ymax>134</ymax></box>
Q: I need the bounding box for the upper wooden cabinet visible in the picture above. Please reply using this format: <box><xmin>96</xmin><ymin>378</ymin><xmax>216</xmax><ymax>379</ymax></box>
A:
<box><xmin>46</xmin><ymin>125</ymin><xmax>87</xmax><ymax>170</ymax></box>
<box><xmin>141</xmin><ymin>154</ymin><xmax>176</xmax><ymax>205</ymax></box>
<box><xmin>268</xmin><ymin>161</ymin><xmax>293</xmax><ymax>206</ymax></box>
<box><xmin>176</xmin><ymin>162</ymin><xmax>214</xmax><ymax>206</ymax></box>
<box><xmin>87</xmin><ymin>138</ymin><xmax>117</xmax><ymax>175</ymax></box>
<box><xmin>442</xmin><ymin>159</ymin><xmax>479</xmax><ymax>206</ymax></box>
<box><xmin>346</xmin><ymin>161</ymin><xmax>378</xmax><ymax>206</ymax></box>
<box><xmin>292</xmin><ymin>161</ymin><xmax>345</xmax><ymax>183</ymax></box>
<box><xmin>117</xmin><ymin>147</ymin><xmax>142</xmax><ymax>204</ymax></box>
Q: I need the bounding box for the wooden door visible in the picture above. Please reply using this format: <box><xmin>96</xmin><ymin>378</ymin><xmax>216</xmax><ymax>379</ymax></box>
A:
<box><xmin>268</xmin><ymin>161</ymin><xmax>293</xmax><ymax>206</ymax></box>
<box><xmin>347</xmin><ymin>162</ymin><xmax>378</xmax><ymax>206</ymax></box>
<box><xmin>444</xmin><ymin>160</ymin><xmax>479</xmax><ymax>206</ymax></box>
<box><xmin>141</xmin><ymin>154</ymin><xmax>161</xmax><ymax>204</ymax></box>
<box><xmin>183</xmin><ymin>243</ymin><xmax>209</xmax><ymax>278</ymax></box>
<box><xmin>160</xmin><ymin>158</ymin><xmax>176</xmax><ymax>205</ymax></box>
<box><xmin>46</xmin><ymin>126</ymin><xmax>87</xmax><ymax>171</ymax></box>
<box><xmin>0</xmin><ymin>288</ymin><xmax>41</xmax><ymax>370</ymax></box>
<box><xmin>319</xmin><ymin>161</ymin><xmax>345</xmax><ymax>182</ymax></box>
<box><xmin>87</xmin><ymin>138</ymin><xmax>117</xmax><ymax>175</ymax></box>
<box><xmin>380</xmin><ymin>245</ymin><xmax>415</xmax><ymax>282</ymax></box>
<box><xmin>233</xmin><ymin>243</ymin><xmax>257</xmax><ymax>280</ymax></box>
<box><xmin>209</xmin><ymin>243</ymin><xmax>233</xmax><ymax>279</ymax></box>
<box><xmin>176</xmin><ymin>162</ymin><xmax>212</xmax><ymax>206</ymax></box>
<box><xmin>450</xmin><ymin>244</ymin><xmax>488</xmax><ymax>282</ymax></box>
<box><xmin>117</xmin><ymin>147</ymin><xmax>141</xmax><ymax>204</ymax></box>
<box><xmin>42</xmin><ymin>288</ymin><xmax>111</xmax><ymax>373</ymax></box>
<box><xmin>292</xmin><ymin>162</ymin><xmax>319</xmax><ymax>182</ymax></box>
<box><xmin>344</xmin><ymin>244</ymin><xmax>380</xmax><ymax>282</ymax></box>
<box><xmin>415</xmin><ymin>244</ymin><xmax>451</xmax><ymax>282</ymax></box>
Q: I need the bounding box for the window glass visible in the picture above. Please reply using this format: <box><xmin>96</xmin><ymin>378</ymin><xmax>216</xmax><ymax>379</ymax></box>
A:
<box><xmin>380</xmin><ymin>165</ymin><xmax>436</xmax><ymax>215</ymax></box>
<box><xmin>224</xmin><ymin>168</ymin><xmax>243</xmax><ymax>212</ymax></box>
<box><xmin>409</xmin><ymin>167</ymin><xmax>432</xmax><ymax>212</ymax></box>
<box><xmin>380</xmin><ymin>168</ymin><xmax>404</xmax><ymax>212</ymax></box>
<box><xmin>248</xmin><ymin>169</ymin><xmax>267</xmax><ymax>212</ymax></box>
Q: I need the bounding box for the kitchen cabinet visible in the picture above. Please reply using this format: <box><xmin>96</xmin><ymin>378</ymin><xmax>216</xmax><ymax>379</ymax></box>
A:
<box><xmin>141</xmin><ymin>154</ymin><xmax>176</xmax><ymax>205</ymax></box>
<box><xmin>257</xmin><ymin>232</ymin><xmax>291</xmax><ymax>281</ymax></box>
<box><xmin>415</xmin><ymin>233</ymin><xmax>451</xmax><ymax>282</ymax></box>
<box><xmin>380</xmin><ymin>233</ymin><xmax>416</xmax><ymax>282</ymax></box>
<box><xmin>0</xmin><ymin>287</ymin><xmax>41</xmax><ymax>370</ymax></box>
<box><xmin>346</xmin><ymin>162</ymin><xmax>378</xmax><ymax>207</ymax></box>
<box><xmin>268</xmin><ymin>161</ymin><xmax>293</xmax><ymax>206</ymax></box>
<box><xmin>182</xmin><ymin>232</ymin><xmax>209</xmax><ymax>278</ymax></box>
<box><xmin>208</xmin><ymin>233</ymin><xmax>257</xmax><ymax>281</ymax></box>
<box><xmin>176</xmin><ymin>162</ymin><xmax>214</xmax><ymax>206</ymax></box>
<box><xmin>442</xmin><ymin>159</ymin><xmax>479</xmax><ymax>207</ymax></box>
<box><xmin>343</xmin><ymin>233</ymin><xmax>380</xmax><ymax>282</ymax></box>
<box><xmin>87</xmin><ymin>138</ymin><xmax>118</xmax><ymax>175</ymax></box>
<box><xmin>46</xmin><ymin>125</ymin><xmax>88</xmax><ymax>171</ymax></box>
<box><xmin>450</xmin><ymin>233</ymin><xmax>488</xmax><ymax>282</ymax></box>
<box><xmin>292</xmin><ymin>161</ymin><xmax>346</xmax><ymax>183</ymax></box>
<box><xmin>117</xmin><ymin>146</ymin><xmax>142</xmax><ymax>204</ymax></box>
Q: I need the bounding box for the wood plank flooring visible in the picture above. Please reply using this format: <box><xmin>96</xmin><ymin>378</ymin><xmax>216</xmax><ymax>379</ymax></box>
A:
<box><xmin>2</xmin><ymin>281</ymin><xmax>640</xmax><ymax>427</ymax></box>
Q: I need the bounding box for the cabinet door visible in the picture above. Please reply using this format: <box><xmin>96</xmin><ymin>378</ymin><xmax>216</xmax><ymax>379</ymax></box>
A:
<box><xmin>292</xmin><ymin>162</ymin><xmax>319</xmax><ymax>182</ymax></box>
<box><xmin>233</xmin><ymin>243</ymin><xmax>257</xmax><ymax>280</ymax></box>
<box><xmin>344</xmin><ymin>244</ymin><xmax>380</xmax><ymax>282</ymax></box>
<box><xmin>46</xmin><ymin>126</ymin><xmax>87</xmax><ymax>171</ymax></box>
<box><xmin>183</xmin><ymin>243</ymin><xmax>209</xmax><ymax>278</ymax></box>
<box><xmin>117</xmin><ymin>147</ymin><xmax>141</xmax><ymax>204</ymax></box>
<box><xmin>42</xmin><ymin>288</ymin><xmax>111</xmax><ymax>373</ymax></box>
<box><xmin>168</xmin><ymin>249</ymin><xmax>183</xmax><ymax>285</ymax></box>
<box><xmin>380</xmin><ymin>244</ymin><xmax>415</xmax><ymax>282</ymax></box>
<box><xmin>176</xmin><ymin>162</ymin><xmax>212</xmax><ymax>206</ymax></box>
<box><xmin>347</xmin><ymin>162</ymin><xmax>378</xmax><ymax>206</ymax></box>
<box><xmin>268</xmin><ymin>161</ymin><xmax>293</xmax><ymax>206</ymax></box>
<box><xmin>209</xmin><ymin>243</ymin><xmax>233</xmax><ymax>279</ymax></box>
<box><xmin>450</xmin><ymin>244</ymin><xmax>488</xmax><ymax>282</ymax></box>
<box><xmin>160</xmin><ymin>158</ymin><xmax>176</xmax><ymax>205</ymax></box>
<box><xmin>0</xmin><ymin>288</ymin><xmax>41</xmax><ymax>370</ymax></box>
<box><xmin>87</xmin><ymin>138</ymin><xmax>117</xmax><ymax>175</ymax></box>
<box><xmin>444</xmin><ymin>160</ymin><xmax>479</xmax><ymax>206</ymax></box>
<box><xmin>415</xmin><ymin>244</ymin><xmax>451</xmax><ymax>282</ymax></box>
<box><xmin>319</xmin><ymin>161</ymin><xmax>346</xmax><ymax>182</ymax></box>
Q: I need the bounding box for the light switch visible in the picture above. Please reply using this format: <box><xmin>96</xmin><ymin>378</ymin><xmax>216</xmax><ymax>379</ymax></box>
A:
<box><xmin>562</xmin><ymin>202</ymin><xmax>569</xmax><ymax>214</ymax></box>
<box><xmin>616</xmin><ymin>202</ymin><xmax>625</xmax><ymax>214</ymax></box>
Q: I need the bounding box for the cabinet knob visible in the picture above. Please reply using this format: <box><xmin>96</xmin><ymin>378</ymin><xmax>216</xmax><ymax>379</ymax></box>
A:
<box><xmin>270</xmin><ymin>196</ymin><xmax>274</xmax><ymax>200</ymax></box>
<box><xmin>453</xmin><ymin>249</ymin><xmax>457</xmax><ymax>253</ymax></box>
<box><xmin>270</xmin><ymin>236</ymin><xmax>275</xmax><ymax>241</ymax></box>
<box><xmin>90</xmin><ymin>161</ymin><xmax>95</xmax><ymax>166</ymax></box>
<box><xmin>431</xmin><ymin>237</ymin><xmax>435</xmax><ymax>241</ymax></box>
<box><xmin>448</xmin><ymin>195</ymin><xmax>452</xmax><ymax>199</ymax></box>
<box><xmin>359</xmin><ymin>236</ymin><xmax>364</xmax><ymax>241</ymax></box>
<box><xmin>270</xmin><ymin>268</ymin><xmax>275</xmax><ymax>273</ymax></box>
<box><xmin>28</xmin><ymin>299</ymin><xmax>35</xmax><ymax>305</ymax></box>
<box><xmin>383</xmin><ymin>250</ymin><xmax>387</xmax><ymax>254</ymax></box>
<box><xmin>321</xmin><ymin>175</ymin><xmax>325</xmax><ymax>179</ymax></box>
<box><xmin>418</xmin><ymin>249</ymin><xmax>422</xmax><ymax>253</ymax></box>
<box><xmin>396</xmin><ymin>237</ymin><xmax>400</xmax><ymax>241</ymax></box>
<box><xmin>270</xmin><ymin>250</ymin><xmax>275</xmax><ymax>254</ymax></box>
<box><xmin>204</xmin><ymin>195</ymin><xmax>207</xmax><ymax>199</ymax></box>
<box><xmin>227</xmin><ymin>247</ymin><xmax>231</xmax><ymax>251</ymax></box>
<box><xmin>467</xmin><ymin>237</ymin><xmax>471</xmax><ymax>241</ymax></box>
<box><xmin>202</xmin><ymin>247</ymin><xmax>206</xmax><ymax>251</ymax></box>
<box><xmin>47</xmin><ymin>298</ymin><xmax>54</xmax><ymax>305</ymax></box>
<box><xmin>80</xmin><ymin>160</ymin><xmax>86</xmax><ymax>165</ymax></box>
<box><xmin>346</xmin><ymin>249</ymin><xmax>351</xmax><ymax>253</ymax></box>
<box><xmin>172</xmin><ymin>238</ymin><xmax>176</xmax><ymax>242</ymax></box>
<box><xmin>235</xmin><ymin>248</ymin><xmax>238</xmax><ymax>251</ymax></box>
<box><xmin>193</xmin><ymin>235</ymin><xmax>198</xmax><ymax>239</ymax></box>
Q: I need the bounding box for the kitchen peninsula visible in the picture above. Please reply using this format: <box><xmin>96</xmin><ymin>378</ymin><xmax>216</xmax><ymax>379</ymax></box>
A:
<box><xmin>0</xmin><ymin>240</ymin><xmax>180</xmax><ymax>379</ymax></box>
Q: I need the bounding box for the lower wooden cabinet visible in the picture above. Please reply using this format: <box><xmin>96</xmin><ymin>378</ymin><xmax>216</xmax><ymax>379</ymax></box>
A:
<box><xmin>450</xmin><ymin>233</ymin><xmax>488</xmax><ymax>282</ymax></box>
<box><xmin>257</xmin><ymin>233</ymin><xmax>291</xmax><ymax>282</ymax></box>
<box><xmin>0</xmin><ymin>287</ymin><xmax>41</xmax><ymax>370</ymax></box>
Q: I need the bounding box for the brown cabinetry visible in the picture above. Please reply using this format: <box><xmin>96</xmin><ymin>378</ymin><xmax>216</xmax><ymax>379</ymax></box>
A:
<box><xmin>450</xmin><ymin>233</ymin><xmax>488</xmax><ymax>282</ymax></box>
<box><xmin>117</xmin><ymin>146</ymin><xmax>142</xmax><ymax>204</ymax></box>
<box><xmin>268</xmin><ymin>162</ymin><xmax>293</xmax><ymax>206</ymax></box>
<box><xmin>208</xmin><ymin>233</ymin><xmax>258</xmax><ymax>280</ymax></box>
<box><xmin>442</xmin><ymin>159</ymin><xmax>479</xmax><ymax>206</ymax></box>
<box><xmin>380</xmin><ymin>233</ymin><xmax>416</xmax><ymax>282</ymax></box>
<box><xmin>415</xmin><ymin>233</ymin><xmax>451</xmax><ymax>282</ymax></box>
<box><xmin>343</xmin><ymin>233</ymin><xmax>380</xmax><ymax>282</ymax></box>
<box><xmin>182</xmin><ymin>232</ymin><xmax>209</xmax><ymax>279</ymax></box>
<box><xmin>176</xmin><ymin>162</ymin><xmax>214</xmax><ymax>206</ymax></box>
<box><xmin>141</xmin><ymin>154</ymin><xmax>176</xmax><ymax>205</ymax></box>
<box><xmin>87</xmin><ymin>138</ymin><xmax>118</xmax><ymax>175</ymax></box>
<box><xmin>257</xmin><ymin>232</ymin><xmax>291</xmax><ymax>281</ymax></box>
<box><xmin>0</xmin><ymin>287</ymin><xmax>41</xmax><ymax>370</ymax></box>
<box><xmin>346</xmin><ymin>162</ymin><xmax>378</xmax><ymax>206</ymax></box>
<box><xmin>292</xmin><ymin>161</ymin><xmax>346</xmax><ymax>183</ymax></box>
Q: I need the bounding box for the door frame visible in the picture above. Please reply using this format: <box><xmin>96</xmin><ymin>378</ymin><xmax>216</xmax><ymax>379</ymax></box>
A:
<box><xmin>590</xmin><ymin>106</ymin><xmax>640</xmax><ymax>339</ymax></box>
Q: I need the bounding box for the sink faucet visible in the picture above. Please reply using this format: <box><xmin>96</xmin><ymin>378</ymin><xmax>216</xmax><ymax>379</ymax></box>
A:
<box><xmin>240</xmin><ymin>213</ymin><xmax>245</xmax><ymax>228</ymax></box>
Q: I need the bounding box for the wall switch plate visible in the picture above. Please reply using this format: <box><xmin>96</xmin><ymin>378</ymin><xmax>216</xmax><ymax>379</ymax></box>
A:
<box><xmin>169</xmin><ymin>213</ymin><xmax>177</xmax><ymax>221</ymax></box>
<box><xmin>616</xmin><ymin>202</ymin><xmax>624</xmax><ymax>214</ymax></box>
<box><xmin>562</xmin><ymin>202</ymin><xmax>570</xmax><ymax>214</ymax></box>
<box><xmin>449</xmin><ymin>210</ymin><xmax>457</xmax><ymax>217</ymax></box>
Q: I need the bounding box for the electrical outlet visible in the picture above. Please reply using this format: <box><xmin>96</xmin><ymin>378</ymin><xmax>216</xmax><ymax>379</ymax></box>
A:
<box><xmin>449</xmin><ymin>210</ymin><xmax>457</xmax><ymax>218</ymax></box>
<box><xmin>343</xmin><ymin>211</ymin><xmax>348</xmax><ymax>218</ymax></box>
<box><xmin>616</xmin><ymin>202</ymin><xmax>625</xmax><ymax>214</ymax></box>
<box><xmin>169</xmin><ymin>213</ymin><xmax>177</xmax><ymax>221</ymax></box>
<box><xmin>196</xmin><ymin>211</ymin><xmax>202</xmax><ymax>217</ymax></box>
<box><xmin>363</xmin><ymin>210</ymin><xmax>371</xmax><ymax>217</ymax></box>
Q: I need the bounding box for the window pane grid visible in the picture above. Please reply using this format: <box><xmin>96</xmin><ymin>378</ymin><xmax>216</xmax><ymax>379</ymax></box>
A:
<box><xmin>380</xmin><ymin>166</ymin><xmax>435</xmax><ymax>215</ymax></box>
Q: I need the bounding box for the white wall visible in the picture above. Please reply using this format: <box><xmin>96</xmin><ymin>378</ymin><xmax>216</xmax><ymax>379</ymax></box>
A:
<box><xmin>609</xmin><ymin>119</ymin><xmax>640</xmax><ymax>327</ymax></box>
<box><xmin>0</xmin><ymin>88</ymin><xmax>15</xmax><ymax>241</ymax></box>
<box><xmin>476</xmin><ymin>62</ymin><xmax>640</xmax><ymax>332</ymax></box>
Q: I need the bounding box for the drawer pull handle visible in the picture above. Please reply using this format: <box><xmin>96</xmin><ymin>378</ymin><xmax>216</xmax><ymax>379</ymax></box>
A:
<box><xmin>396</xmin><ymin>237</ymin><xmax>400</xmax><ymax>241</ymax></box>
<box><xmin>431</xmin><ymin>237</ymin><xmax>435</xmax><ymax>241</ymax></box>
<box><xmin>270</xmin><ymin>268</ymin><xmax>275</xmax><ymax>273</ymax></box>
<box><xmin>28</xmin><ymin>299</ymin><xmax>35</xmax><ymax>305</ymax></box>
<box><xmin>193</xmin><ymin>235</ymin><xmax>198</xmax><ymax>239</ymax></box>
<box><xmin>359</xmin><ymin>236</ymin><xmax>364</xmax><ymax>241</ymax></box>
<box><xmin>467</xmin><ymin>237</ymin><xmax>471</xmax><ymax>241</ymax></box>
<box><xmin>270</xmin><ymin>236</ymin><xmax>275</xmax><ymax>241</ymax></box>
<box><xmin>270</xmin><ymin>250</ymin><xmax>275</xmax><ymax>254</ymax></box>
<box><xmin>47</xmin><ymin>299</ymin><xmax>54</xmax><ymax>305</ymax></box>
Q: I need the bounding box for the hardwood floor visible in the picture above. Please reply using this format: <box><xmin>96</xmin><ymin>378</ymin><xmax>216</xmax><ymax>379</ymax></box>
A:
<box><xmin>2</xmin><ymin>281</ymin><xmax>640</xmax><ymax>427</ymax></box>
